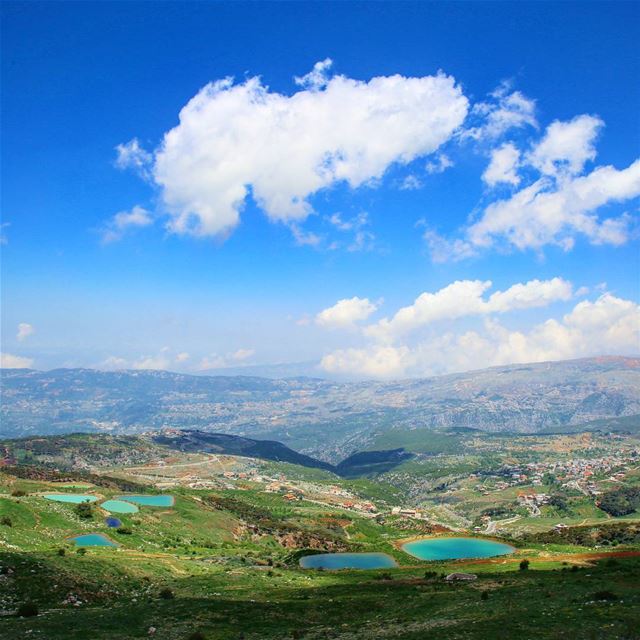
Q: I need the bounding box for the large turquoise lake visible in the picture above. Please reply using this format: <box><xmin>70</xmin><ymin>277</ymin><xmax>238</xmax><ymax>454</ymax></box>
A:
<box><xmin>402</xmin><ymin>537</ymin><xmax>514</xmax><ymax>561</ymax></box>
<box><xmin>68</xmin><ymin>533</ymin><xmax>118</xmax><ymax>547</ymax></box>
<box><xmin>43</xmin><ymin>494</ymin><xmax>98</xmax><ymax>504</ymax></box>
<box><xmin>116</xmin><ymin>495</ymin><xmax>174</xmax><ymax>507</ymax></box>
<box><xmin>300</xmin><ymin>553</ymin><xmax>398</xmax><ymax>570</ymax></box>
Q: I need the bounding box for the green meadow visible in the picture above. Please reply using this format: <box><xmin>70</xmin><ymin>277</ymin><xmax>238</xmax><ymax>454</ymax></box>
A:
<box><xmin>1</xmin><ymin>472</ymin><xmax>640</xmax><ymax>639</ymax></box>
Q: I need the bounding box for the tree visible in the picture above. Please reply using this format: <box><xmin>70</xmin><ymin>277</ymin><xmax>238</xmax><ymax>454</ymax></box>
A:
<box><xmin>519</xmin><ymin>559</ymin><xmax>530</xmax><ymax>571</ymax></box>
<box><xmin>75</xmin><ymin>502</ymin><xmax>93</xmax><ymax>519</ymax></box>
<box><xmin>1</xmin><ymin>516</ymin><xmax>12</xmax><ymax>527</ymax></box>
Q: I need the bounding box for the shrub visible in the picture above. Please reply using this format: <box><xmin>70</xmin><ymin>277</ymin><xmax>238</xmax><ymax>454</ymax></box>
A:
<box><xmin>159</xmin><ymin>588</ymin><xmax>175</xmax><ymax>600</ymax></box>
<box><xmin>116</xmin><ymin>527</ymin><xmax>132</xmax><ymax>535</ymax></box>
<box><xmin>480</xmin><ymin>591</ymin><xmax>489</xmax><ymax>601</ymax></box>
<box><xmin>187</xmin><ymin>633</ymin><xmax>207</xmax><ymax>640</ymax></box>
<box><xmin>592</xmin><ymin>590</ymin><xmax>618</xmax><ymax>601</ymax></box>
<box><xmin>77</xmin><ymin>548</ymin><xmax>86</xmax><ymax>556</ymax></box>
<box><xmin>1</xmin><ymin>516</ymin><xmax>12</xmax><ymax>527</ymax></box>
<box><xmin>519</xmin><ymin>559</ymin><xmax>530</xmax><ymax>571</ymax></box>
<box><xmin>57</xmin><ymin>548</ymin><xmax>66</xmax><ymax>556</ymax></box>
<box><xmin>11</xmin><ymin>489</ymin><xmax>26</xmax><ymax>497</ymax></box>
<box><xmin>16</xmin><ymin>602</ymin><xmax>38</xmax><ymax>617</ymax></box>
<box><xmin>75</xmin><ymin>502</ymin><xmax>93</xmax><ymax>519</ymax></box>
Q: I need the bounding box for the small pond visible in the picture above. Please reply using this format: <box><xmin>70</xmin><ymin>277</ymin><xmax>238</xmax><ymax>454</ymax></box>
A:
<box><xmin>68</xmin><ymin>533</ymin><xmax>118</xmax><ymax>547</ymax></box>
<box><xmin>300</xmin><ymin>552</ymin><xmax>398</xmax><ymax>570</ymax></box>
<box><xmin>105</xmin><ymin>517</ymin><xmax>122</xmax><ymax>528</ymax></box>
<box><xmin>116</xmin><ymin>495</ymin><xmax>174</xmax><ymax>507</ymax></box>
<box><xmin>100</xmin><ymin>499</ymin><xmax>139</xmax><ymax>514</ymax></box>
<box><xmin>43</xmin><ymin>494</ymin><xmax>98</xmax><ymax>504</ymax></box>
<box><xmin>402</xmin><ymin>537</ymin><xmax>514</xmax><ymax>561</ymax></box>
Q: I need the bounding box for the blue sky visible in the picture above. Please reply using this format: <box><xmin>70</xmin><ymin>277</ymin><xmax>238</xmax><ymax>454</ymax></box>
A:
<box><xmin>2</xmin><ymin>1</ymin><xmax>639</xmax><ymax>378</ymax></box>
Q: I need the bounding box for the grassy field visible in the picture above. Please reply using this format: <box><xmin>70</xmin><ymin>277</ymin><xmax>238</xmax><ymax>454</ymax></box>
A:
<box><xmin>1</xmin><ymin>548</ymin><xmax>639</xmax><ymax>639</ymax></box>
<box><xmin>2</xmin><ymin>470</ymin><xmax>640</xmax><ymax>639</ymax></box>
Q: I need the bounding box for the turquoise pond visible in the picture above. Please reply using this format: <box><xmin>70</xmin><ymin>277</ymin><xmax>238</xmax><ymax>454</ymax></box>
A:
<box><xmin>68</xmin><ymin>533</ymin><xmax>118</xmax><ymax>547</ymax></box>
<box><xmin>100</xmin><ymin>499</ymin><xmax>139</xmax><ymax>514</ymax></box>
<box><xmin>300</xmin><ymin>553</ymin><xmax>398</xmax><ymax>570</ymax></box>
<box><xmin>43</xmin><ymin>494</ymin><xmax>98</xmax><ymax>504</ymax></box>
<box><xmin>115</xmin><ymin>495</ymin><xmax>174</xmax><ymax>507</ymax></box>
<box><xmin>402</xmin><ymin>537</ymin><xmax>514</xmax><ymax>561</ymax></box>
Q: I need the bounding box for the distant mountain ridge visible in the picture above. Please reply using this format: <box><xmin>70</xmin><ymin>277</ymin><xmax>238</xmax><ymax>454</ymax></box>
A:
<box><xmin>1</xmin><ymin>356</ymin><xmax>639</xmax><ymax>461</ymax></box>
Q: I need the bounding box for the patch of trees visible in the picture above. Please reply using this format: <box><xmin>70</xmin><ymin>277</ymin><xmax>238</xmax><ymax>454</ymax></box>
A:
<box><xmin>547</xmin><ymin>494</ymin><xmax>570</xmax><ymax>513</ymax></box>
<box><xmin>1</xmin><ymin>465</ymin><xmax>147</xmax><ymax>493</ymax></box>
<box><xmin>75</xmin><ymin>502</ymin><xmax>93</xmax><ymax>519</ymax></box>
<box><xmin>524</xmin><ymin>522</ymin><xmax>640</xmax><ymax>547</ymax></box>
<box><xmin>481</xmin><ymin>505</ymin><xmax>512</xmax><ymax>518</ymax></box>
<box><xmin>597</xmin><ymin>486</ymin><xmax>640</xmax><ymax>517</ymax></box>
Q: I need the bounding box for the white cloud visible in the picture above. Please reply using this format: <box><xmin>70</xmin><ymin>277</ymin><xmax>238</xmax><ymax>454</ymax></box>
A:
<box><xmin>321</xmin><ymin>345</ymin><xmax>410</xmax><ymax>379</ymax></box>
<box><xmin>100</xmin><ymin>356</ymin><xmax>129</xmax><ymax>370</ymax></box>
<box><xmin>399</xmin><ymin>175</ymin><xmax>423</xmax><ymax>190</ymax></box>
<box><xmin>197</xmin><ymin>348</ymin><xmax>255</xmax><ymax>370</ymax></box>
<box><xmin>294</xmin><ymin>58</ymin><xmax>334</xmax><ymax>89</ymax></box>
<box><xmin>231</xmin><ymin>348</ymin><xmax>254</xmax><ymax>361</ymax></box>
<box><xmin>17</xmin><ymin>323</ymin><xmax>35</xmax><ymax>342</ymax></box>
<box><xmin>290</xmin><ymin>224</ymin><xmax>322</xmax><ymax>247</ymax></box>
<box><xmin>1</xmin><ymin>352</ymin><xmax>34</xmax><ymax>368</ymax></box>
<box><xmin>175</xmin><ymin>352</ymin><xmax>190</xmax><ymax>363</ymax></box>
<box><xmin>316</xmin><ymin>296</ymin><xmax>379</xmax><ymax>329</ymax></box>
<box><xmin>326</xmin><ymin>212</ymin><xmax>374</xmax><ymax>252</ymax></box>
<box><xmin>115</xmin><ymin>138</ymin><xmax>153</xmax><ymax>179</ymax></box>
<box><xmin>430</xmin><ymin>109</ymin><xmax>638</xmax><ymax>260</ymax></box>
<box><xmin>147</xmin><ymin>65</ymin><xmax>468</xmax><ymax>237</ymax></box>
<box><xmin>482</xmin><ymin>143</ymin><xmax>521</xmax><ymax>186</ymax></box>
<box><xmin>365</xmin><ymin>278</ymin><xmax>573</xmax><ymax>342</ymax></box>
<box><xmin>528</xmin><ymin>114</ymin><xmax>603</xmax><ymax>176</ymax></box>
<box><xmin>133</xmin><ymin>353</ymin><xmax>172</xmax><ymax>370</ymax></box>
<box><xmin>321</xmin><ymin>292</ymin><xmax>640</xmax><ymax>379</ymax></box>
<box><xmin>101</xmin><ymin>205</ymin><xmax>153</xmax><ymax>244</ymax></box>
<box><xmin>467</xmin><ymin>160</ymin><xmax>640</xmax><ymax>252</ymax></box>
<box><xmin>423</xmin><ymin>230</ymin><xmax>478</xmax><ymax>263</ymax></box>
<box><xmin>425</xmin><ymin>153</ymin><xmax>453</xmax><ymax>174</ymax></box>
<box><xmin>465</xmin><ymin>83</ymin><xmax>537</xmax><ymax>140</ymax></box>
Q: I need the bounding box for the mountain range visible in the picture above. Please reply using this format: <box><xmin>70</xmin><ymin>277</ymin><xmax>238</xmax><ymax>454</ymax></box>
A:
<box><xmin>1</xmin><ymin>356</ymin><xmax>638</xmax><ymax>462</ymax></box>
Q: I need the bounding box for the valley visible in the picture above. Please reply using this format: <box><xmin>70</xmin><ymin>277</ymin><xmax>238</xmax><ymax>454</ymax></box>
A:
<box><xmin>1</xmin><ymin>424</ymin><xmax>640</xmax><ymax>639</ymax></box>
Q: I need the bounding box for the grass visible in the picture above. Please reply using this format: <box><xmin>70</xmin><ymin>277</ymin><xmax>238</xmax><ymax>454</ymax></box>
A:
<box><xmin>1</xmin><ymin>550</ymin><xmax>639</xmax><ymax>639</ymax></box>
<box><xmin>2</xmin><ymin>462</ymin><xmax>640</xmax><ymax>639</ymax></box>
